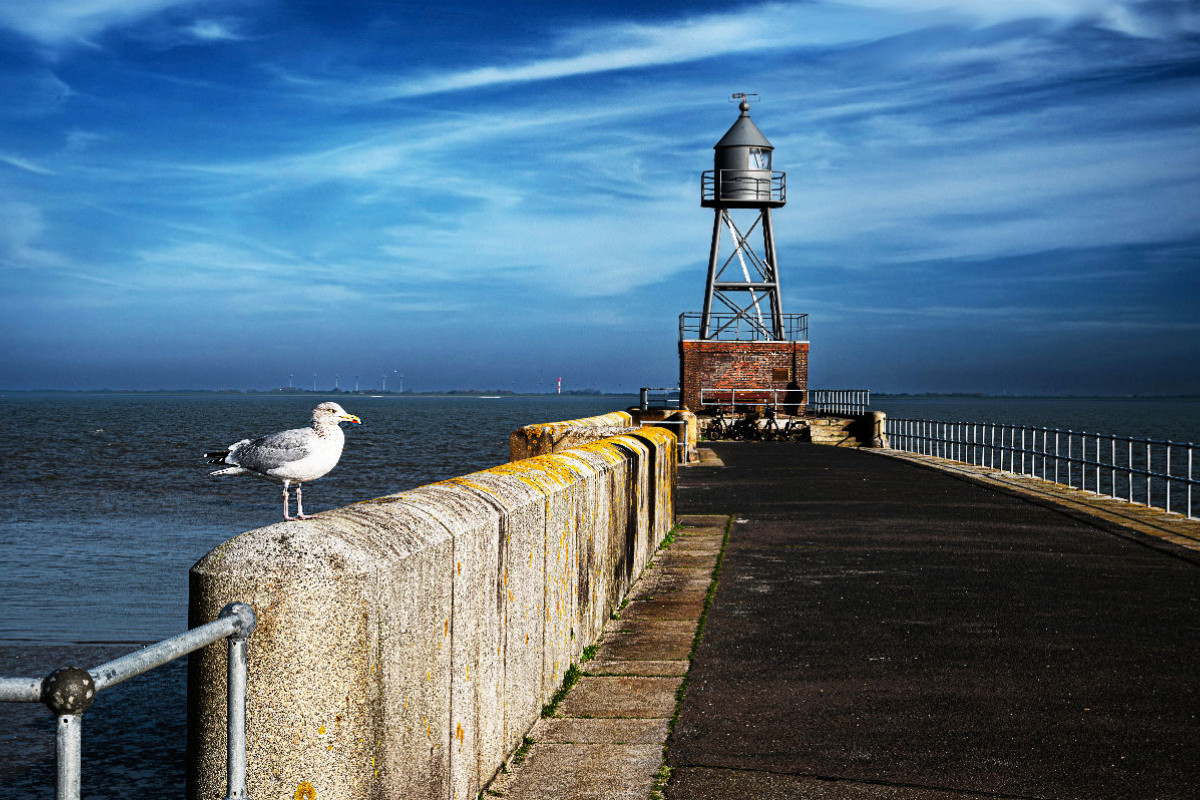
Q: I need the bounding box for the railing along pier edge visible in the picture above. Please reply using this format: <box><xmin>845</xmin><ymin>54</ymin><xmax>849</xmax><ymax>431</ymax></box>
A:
<box><xmin>885</xmin><ymin>417</ymin><xmax>1196</xmax><ymax>520</ymax></box>
<box><xmin>0</xmin><ymin>601</ymin><xmax>256</xmax><ymax>800</ymax></box>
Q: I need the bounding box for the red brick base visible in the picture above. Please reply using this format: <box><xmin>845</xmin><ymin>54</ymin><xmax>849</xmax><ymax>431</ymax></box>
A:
<box><xmin>679</xmin><ymin>340</ymin><xmax>809</xmax><ymax>412</ymax></box>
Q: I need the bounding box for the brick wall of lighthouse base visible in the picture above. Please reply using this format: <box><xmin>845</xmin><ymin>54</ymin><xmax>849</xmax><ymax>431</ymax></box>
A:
<box><xmin>678</xmin><ymin>340</ymin><xmax>809</xmax><ymax>413</ymax></box>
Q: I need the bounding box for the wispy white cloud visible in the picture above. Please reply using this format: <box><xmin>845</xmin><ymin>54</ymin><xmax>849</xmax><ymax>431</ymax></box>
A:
<box><xmin>322</xmin><ymin>0</ymin><xmax>1198</xmax><ymax>101</ymax></box>
<box><xmin>356</xmin><ymin>3</ymin><xmax>908</xmax><ymax>100</ymax></box>
<box><xmin>0</xmin><ymin>0</ymin><xmax>203</xmax><ymax>47</ymax></box>
<box><xmin>185</xmin><ymin>18</ymin><xmax>244</xmax><ymax>42</ymax></box>
<box><xmin>0</xmin><ymin>199</ymin><xmax>68</xmax><ymax>268</ymax></box>
<box><xmin>842</xmin><ymin>0</ymin><xmax>1200</xmax><ymax>37</ymax></box>
<box><xmin>0</xmin><ymin>153</ymin><xmax>57</xmax><ymax>175</ymax></box>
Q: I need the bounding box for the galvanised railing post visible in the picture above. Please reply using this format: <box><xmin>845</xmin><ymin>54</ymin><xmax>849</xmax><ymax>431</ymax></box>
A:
<box><xmin>1146</xmin><ymin>440</ymin><xmax>1152</xmax><ymax>508</ymax></box>
<box><xmin>1054</xmin><ymin>430</ymin><xmax>1059</xmax><ymax>484</ymax></box>
<box><xmin>1166</xmin><ymin>441</ymin><xmax>1173</xmax><ymax>514</ymax></box>
<box><xmin>1124</xmin><ymin>435</ymin><xmax>1129</xmax><ymax>500</ymax></box>
<box><xmin>221</xmin><ymin>602</ymin><xmax>257</xmax><ymax>800</ymax></box>
<box><xmin>57</xmin><ymin>714</ymin><xmax>82</xmax><ymax>800</ymax></box>
<box><xmin>41</xmin><ymin>666</ymin><xmax>95</xmax><ymax>800</ymax></box>
<box><xmin>1067</xmin><ymin>432</ymin><xmax>1073</xmax><ymax>488</ymax></box>
<box><xmin>1006</xmin><ymin>425</ymin><xmax>1013</xmax><ymax>472</ymax></box>
<box><xmin>1110</xmin><ymin>436</ymin><xmax>1117</xmax><ymax>500</ymax></box>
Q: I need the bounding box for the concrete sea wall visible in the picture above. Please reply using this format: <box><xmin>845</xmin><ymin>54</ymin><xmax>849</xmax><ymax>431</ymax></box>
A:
<box><xmin>187</xmin><ymin>418</ymin><xmax>676</xmax><ymax>800</ymax></box>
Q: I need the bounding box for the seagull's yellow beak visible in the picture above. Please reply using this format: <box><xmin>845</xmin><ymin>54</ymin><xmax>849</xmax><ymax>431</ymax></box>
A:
<box><xmin>343</xmin><ymin>413</ymin><xmax>362</xmax><ymax>425</ymax></box>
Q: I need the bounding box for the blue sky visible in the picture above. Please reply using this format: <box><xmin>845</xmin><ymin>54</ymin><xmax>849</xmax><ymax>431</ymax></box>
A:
<box><xmin>0</xmin><ymin>0</ymin><xmax>1197</xmax><ymax>394</ymax></box>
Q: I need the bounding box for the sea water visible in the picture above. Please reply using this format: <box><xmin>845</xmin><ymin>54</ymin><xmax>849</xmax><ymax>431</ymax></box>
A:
<box><xmin>2</xmin><ymin>392</ymin><xmax>1197</xmax><ymax>795</ymax></box>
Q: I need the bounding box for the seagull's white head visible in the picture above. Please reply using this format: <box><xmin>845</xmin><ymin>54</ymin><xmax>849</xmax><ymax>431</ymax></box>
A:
<box><xmin>314</xmin><ymin>402</ymin><xmax>362</xmax><ymax>426</ymax></box>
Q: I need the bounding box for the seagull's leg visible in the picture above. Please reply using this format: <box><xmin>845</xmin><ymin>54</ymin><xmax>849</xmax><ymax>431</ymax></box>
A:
<box><xmin>295</xmin><ymin>483</ymin><xmax>314</xmax><ymax>520</ymax></box>
<box><xmin>283</xmin><ymin>481</ymin><xmax>295</xmax><ymax>521</ymax></box>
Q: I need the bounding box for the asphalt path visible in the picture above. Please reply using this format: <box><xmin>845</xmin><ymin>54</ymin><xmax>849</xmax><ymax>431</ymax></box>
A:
<box><xmin>666</xmin><ymin>442</ymin><xmax>1200</xmax><ymax>799</ymax></box>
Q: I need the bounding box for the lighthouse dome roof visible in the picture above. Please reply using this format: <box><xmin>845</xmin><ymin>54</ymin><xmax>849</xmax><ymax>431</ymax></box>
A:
<box><xmin>714</xmin><ymin>106</ymin><xmax>773</xmax><ymax>150</ymax></box>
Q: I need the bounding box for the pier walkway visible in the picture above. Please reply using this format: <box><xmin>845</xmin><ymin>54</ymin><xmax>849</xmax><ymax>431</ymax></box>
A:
<box><xmin>665</xmin><ymin>442</ymin><xmax>1200</xmax><ymax>799</ymax></box>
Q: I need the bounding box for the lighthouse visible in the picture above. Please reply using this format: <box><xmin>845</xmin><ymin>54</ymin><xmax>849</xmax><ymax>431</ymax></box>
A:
<box><xmin>679</xmin><ymin>94</ymin><xmax>808</xmax><ymax>413</ymax></box>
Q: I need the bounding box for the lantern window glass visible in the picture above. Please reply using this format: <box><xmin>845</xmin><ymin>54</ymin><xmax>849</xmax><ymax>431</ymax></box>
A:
<box><xmin>750</xmin><ymin>148</ymin><xmax>771</xmax><ymax>169</ymax></box>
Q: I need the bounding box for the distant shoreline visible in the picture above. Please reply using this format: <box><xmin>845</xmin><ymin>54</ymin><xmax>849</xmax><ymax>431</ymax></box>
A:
<box><xmin>871</xmin><ymin>393</ymin><xmax>1200</xmax><ymax>400</ymax></box>
<box><xmin>0</xmin><ymin>389</ymin><xmax>635</xmax><ymax>398</ymax></box>
<box><xmin>1</xmin><ymin>389</ymin><xmax>1197</xmax><ymax>401</ymax></box>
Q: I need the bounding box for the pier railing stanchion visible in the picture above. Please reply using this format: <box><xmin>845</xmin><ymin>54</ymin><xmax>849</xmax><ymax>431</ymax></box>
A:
<box><xmin>222</xmin><ymin>602</ymin><xmax>257</xmax><ymax>800</ymax></box>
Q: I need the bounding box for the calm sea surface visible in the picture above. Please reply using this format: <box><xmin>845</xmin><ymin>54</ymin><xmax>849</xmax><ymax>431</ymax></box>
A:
<box><xmin>2</xmin><ymin>392</ymin><xmax>1198</xmax><ymax>796</ymax></box>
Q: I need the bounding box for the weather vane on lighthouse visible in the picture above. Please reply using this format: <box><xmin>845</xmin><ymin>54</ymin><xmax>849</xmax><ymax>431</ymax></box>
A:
<box><xmin>678</xmin><ymin>93</ymin><xmax>809</xmax><ymax>413</ymax></box>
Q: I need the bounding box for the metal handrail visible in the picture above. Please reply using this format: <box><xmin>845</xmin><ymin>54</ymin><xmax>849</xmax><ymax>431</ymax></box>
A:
<box><xmin>885</xmin><ymin>417</ymin><xmax>1196</xmax><ymax>520</ymax></box>
<box><xmin>696</xmin><ymin>387</ymin><xmax>871</xmax><ymax>416</ymax></box>
<box><xmin>679</xmin><ymin>311</ymin><xmax>808</xmax><ymax>342</ymax></box>
<box><xmin>698</xmin><ymin>387</ymin><xmax>803</xmax><ymax>413</ymax></box>
<box><xmin>0</xmin><ymin>602</ymin><xmax>256</xmax><ymax>800</ymax></box>
<box><xmin>809</xmin><ymin>389</ymin><xmax>872</xmax><ymax>416</ymax></box>
<box><xmin>639</xmin><ymin>387</ymin><xmax>682</xmax><ymax>410</ymax></box>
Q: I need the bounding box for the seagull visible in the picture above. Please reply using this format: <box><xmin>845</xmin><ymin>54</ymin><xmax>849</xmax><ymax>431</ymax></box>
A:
<box><xmin>205</xmin><ymin>402</ymin><xmax>362</xmax><ymax>521</ymax></box>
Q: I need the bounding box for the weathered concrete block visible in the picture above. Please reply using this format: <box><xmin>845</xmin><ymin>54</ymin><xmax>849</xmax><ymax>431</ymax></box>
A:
<box><xmin>448</xmin><ymin>465</ymin><xmax>554</xmax><ymax>756</ymax></box>
<box><xmin>403</xmin><ymin>485</ymin><xmax>506</xmax><ymax>799</ymax></box>
<box><xmin>187</xmin><ymin>501</ymin><xmax>456</xmax><ymax>800</ymax></box>
<box><xmin>508</xmin><ymin>412</ymin><xmax>634</xmax><ymax>461</ymax></box>
<box><xmin>560</xmin><ymin>445</ymin><xmax>625</xmax><ymax>647</ymax></box>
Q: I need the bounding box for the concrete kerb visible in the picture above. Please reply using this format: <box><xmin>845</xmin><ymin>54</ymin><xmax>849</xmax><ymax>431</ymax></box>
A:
<box><xmin>188</xmin><ymin>418</ymin><xmax>676</xmax><ymax>800</ymax></box>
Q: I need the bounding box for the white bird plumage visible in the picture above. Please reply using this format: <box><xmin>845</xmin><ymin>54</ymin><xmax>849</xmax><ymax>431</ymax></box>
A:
<box><xmin>205</xmin><ymin>402</ymin><xmax>362</xmax><ymax>521</ymax></box>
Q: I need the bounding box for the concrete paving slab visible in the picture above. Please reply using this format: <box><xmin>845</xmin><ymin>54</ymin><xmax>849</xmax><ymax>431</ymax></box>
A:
<box><xmin>628</xmin><ymin>570</ymin><xmax>712</xmax><ymax>598</ymax></box>
<box><xmin>596</xmin><ymin>620</ymin><xmax>696</xmax><ymax>661</ymax></box>
<box><xmin>619</xmin><ymin>597</ymin><xmax>707</xmax><ymax>620</ymax></box>
<box><xmin>529</xmin><ymin>717</ymin><xmax>669</xmax><ymax>744</ymax></box>
<box><xmin>583</xmin><ymin>659</ymin><xmax>689</xmax><ymax>677</ymax></box>
<box><xmin>651</xmin><ymin>552</ymin><xmax>721</xmax><ymax>570</ymax></box>
<box><xmin>487</xmin><ymin>743</ymin><xmax>663</xmax><ymax>800</ymax></box>
<box><xmin>676</xmin><ymin>515</ymin><xmax>728</xmax><ymax>527</ymax></box>
<box><xmin>675</xmin><ymin>526</ymin><xmax>724</xmax><ymax>536</ymax></box>
<box><xmin>553</xmin><ymin>675</ymin><xmax>682</xmax><ymax>718</ymax></box>
<box><xmin>659</xmin><ymin>538</ymin><xmax>722</xmax><ymax>553</ymax></box>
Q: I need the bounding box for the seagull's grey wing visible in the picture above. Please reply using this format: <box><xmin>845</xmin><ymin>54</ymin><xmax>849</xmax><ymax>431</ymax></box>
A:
<box><xmin>228</xmin><ymin>427</ymin><xmax>315</xmax><ymax>474</ymax></box>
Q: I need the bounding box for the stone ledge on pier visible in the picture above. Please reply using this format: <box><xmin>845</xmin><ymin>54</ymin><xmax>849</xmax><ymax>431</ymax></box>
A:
<box><xmin>187</xmin><ymin>414</ymin><xmax>676</xmax><ymax>800</ymax></box>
